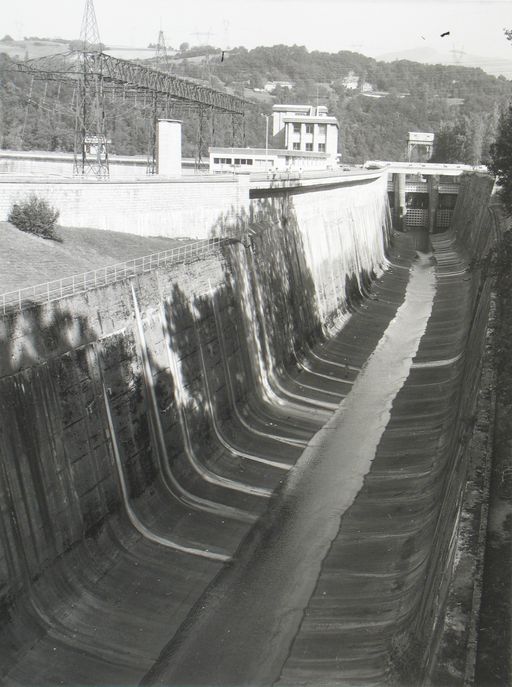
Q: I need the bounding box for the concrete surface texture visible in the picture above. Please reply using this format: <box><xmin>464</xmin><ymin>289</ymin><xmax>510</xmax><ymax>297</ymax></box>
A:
<box><xmin>0</xmin><ymin>171</ymin><xmax>496</xmax><ymax>685</ymax></box>
<box><xmin>0</xmin><ymin>174</ymin><xmax>249</xmax><ymax>239</ymax></box>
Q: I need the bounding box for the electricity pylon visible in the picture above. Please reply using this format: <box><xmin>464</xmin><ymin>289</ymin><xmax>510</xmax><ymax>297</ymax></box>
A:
<box><xmin>73</xmin><ymin>0</ymin><xmax>109</xmax><ymax>177</ymax></box>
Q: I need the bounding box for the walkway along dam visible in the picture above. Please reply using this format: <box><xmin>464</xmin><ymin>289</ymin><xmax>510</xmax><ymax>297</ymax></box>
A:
<box><xmin>0</xmin><ymin>169</ymin><xmax>503</xmax><ymax>685</ymax></box>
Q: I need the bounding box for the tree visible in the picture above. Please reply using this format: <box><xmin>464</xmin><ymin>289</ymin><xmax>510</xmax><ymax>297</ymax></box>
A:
<box><xmin>489</xmin><ymin>103</ymin><xmax>512</xmax><ymax>214</ymax></box>
<box><xmin>431</xmin><ymin>122</ymin><xmax>467</xmax><ymax>163</ymax></box>
<box><xmin>8</xmin><ymin>194</ymin><xmax>60</xmax><ymax>239</ymax></box>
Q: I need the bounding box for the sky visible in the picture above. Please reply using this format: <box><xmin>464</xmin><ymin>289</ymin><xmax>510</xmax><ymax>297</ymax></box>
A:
<box><xmin>3</xmin><ymin>0</ymin><xmax>512</xmax><ymax>61</ymax></box>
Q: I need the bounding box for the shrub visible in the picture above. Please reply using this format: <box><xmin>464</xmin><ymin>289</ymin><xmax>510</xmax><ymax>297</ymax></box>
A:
<box><xmin>8</xmin><ymin>194</ymin><xmax>60</xmax><ymax>239</ymax></box>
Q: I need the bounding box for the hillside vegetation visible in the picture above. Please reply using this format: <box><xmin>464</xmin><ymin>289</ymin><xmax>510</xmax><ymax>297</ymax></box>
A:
<box><xmin>1</xmin><ymin>41</ymin><xmax>511</xmax><ymax>163</ymax></box>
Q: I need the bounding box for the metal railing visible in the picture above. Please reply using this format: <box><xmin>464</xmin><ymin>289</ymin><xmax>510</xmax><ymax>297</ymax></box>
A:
<box><xmin>1</xmin><ymin>237</ymin><xmax>229</xmax><ymax>315</ymax></box>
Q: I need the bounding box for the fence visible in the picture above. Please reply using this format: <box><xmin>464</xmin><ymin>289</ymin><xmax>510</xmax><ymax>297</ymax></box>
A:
<box><xmin>1</xmin><ymin>237</ymin><xmax>230</xmax><ymax>315</ymax></box>
<box><xmin>436</xmin><ymin>209</ymin><xmax>454</xmax><ymax>230</ymax></box>
<box><xmin>404</xmin><ymin>208</ymin><xmax>429</xmax><ymax>228</ymax></box>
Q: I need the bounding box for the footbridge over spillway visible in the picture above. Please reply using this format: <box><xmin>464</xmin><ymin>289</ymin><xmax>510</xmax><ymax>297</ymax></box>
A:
<box><xmin>0</xmin><ymin>167</ymin><xmax>501</xmax><ymax>685</ymax></box>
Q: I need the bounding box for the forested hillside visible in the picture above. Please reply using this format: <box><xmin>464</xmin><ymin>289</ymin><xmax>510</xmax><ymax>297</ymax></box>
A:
<box><xmin>1</xmin><ymin>41</ymin><xmax>511</xmax><ymax>163</ymax></box>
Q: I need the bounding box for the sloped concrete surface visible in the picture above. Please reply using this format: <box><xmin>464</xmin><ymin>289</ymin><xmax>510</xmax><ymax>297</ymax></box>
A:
<box><xmin>0</xmin><ymin>174</ymin><xmax>495</xmax><ymax>686</ymax></box>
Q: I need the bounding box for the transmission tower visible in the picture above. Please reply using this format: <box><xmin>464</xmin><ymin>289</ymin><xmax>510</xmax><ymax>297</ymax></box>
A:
<box><xmin>146</xmin><ymin>30</ymin><xmax>174</xmax><ymax>174</ymax></box>
<box><xmin>155</xmin><ymin>30</ymin><xmax>172</xmax><ymax>72</ymax></box>
<box><xmin>450</xmin><ymin>45</ymin><xmax>466</xmax><ymax>65</ymax></box>
<box><xmin>73</xmin><ymin>0</ymin><xmax>109</xmax><ymax>177</ymax></box>
<box><xmin>80</xmin><ymin>0</ymin><xmax>101</xmax><ymax>50</ymax></box>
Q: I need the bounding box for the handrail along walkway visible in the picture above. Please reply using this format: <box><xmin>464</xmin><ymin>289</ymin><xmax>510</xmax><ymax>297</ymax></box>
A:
<box><xmin>1</xmin><ymin>237</ymin><xmax>231</xmax><ymax>315</ymax></box>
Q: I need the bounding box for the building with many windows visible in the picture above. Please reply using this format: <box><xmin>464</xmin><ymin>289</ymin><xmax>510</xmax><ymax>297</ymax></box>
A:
<box><xmin>209</xmin><ymin>103</ymin><xmax>340</xmax><ymax>174</ymax></box>
<box><xmin>271</xmin><ymin>104</ymin><xmax>339</xmax><ymax>165</ymax></box>
<box><xmin>209</xmin><ymin>147</ymin><xmax>331</xmax><ymax>174</ymax></box>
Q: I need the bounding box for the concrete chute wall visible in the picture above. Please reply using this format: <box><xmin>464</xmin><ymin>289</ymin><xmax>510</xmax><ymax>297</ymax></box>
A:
<box><xmin>0</xmin><ymin>173</ymin><xmax>390</xmax><ymax>682</ymax></box>
<box><xmin>0</xmin><ymin>170</ymin><xmax>497</xmax><ymax>685</ymax></box>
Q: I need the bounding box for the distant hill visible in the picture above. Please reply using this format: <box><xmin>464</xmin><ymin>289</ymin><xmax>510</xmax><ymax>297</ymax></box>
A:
<box><xmin>377</xmin><ymin>46</ymin><xmax>512</xmax><ymax>79</ymax></box>
<box><xmin>0</xmin><ymin>36</ymin><xmax>71</xmax><ymax>60</ymax></box>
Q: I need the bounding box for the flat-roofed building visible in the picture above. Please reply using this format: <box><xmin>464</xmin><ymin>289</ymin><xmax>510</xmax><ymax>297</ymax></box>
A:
<box><xmin>209</xmin><ymin>146</ymin><xmax>332</xmax><ymax>174</ymax></box>
<box><xmin>271</xmin><ymin>104</ymin><xmax>339</xmax><ymax>165</ymax></box>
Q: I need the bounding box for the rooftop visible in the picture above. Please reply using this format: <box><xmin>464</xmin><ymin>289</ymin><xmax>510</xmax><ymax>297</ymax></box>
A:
<box><xmin>209</xmin><ymin>147</ymin><xmax>328</xmax><ymax>159</ymax></box>
<box><xmin>272</xmin><ymin>104</ymin><xmax>312</xmax><ymax>112</ymax></box>
<box><xmin>283</xmin><ymin>116</ymin><xmax>339</xmax><ymax>126</ymax></box>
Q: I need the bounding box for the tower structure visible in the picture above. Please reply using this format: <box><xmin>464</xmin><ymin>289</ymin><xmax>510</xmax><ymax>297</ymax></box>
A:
<box><xmin>80</xmin><ymin>0</ymin><xmax>101</xmax><ymax>50</ymax></box>
<box><xmin>407</xmin><ymin>132</ymin><xmax>434</xmax><ymax>162</ymax></box>
<box><xmin>155</xmin><ymin>30</ymin><xmax>171</xmax><ymax>72</ymax></box>
<box><xmin>147</xmin><ymin>30</ymin><xmax>172</xmax><ymax>174</ymax></box>
<box><xmin>74</xmin><ymin>0</ymin><xmax>109</xmax><ymax>177</ymax></box>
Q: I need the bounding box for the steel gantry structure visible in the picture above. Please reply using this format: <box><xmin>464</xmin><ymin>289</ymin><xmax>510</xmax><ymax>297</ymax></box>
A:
<box><xmin>11</xmin><ymin>0</ymin><xmax>249</xmax><ymax>178</ymax></box>
<box><xmin>13</xmin><ymin>50</ymin><xmax>249</xmax><ymax>177</ymax></box>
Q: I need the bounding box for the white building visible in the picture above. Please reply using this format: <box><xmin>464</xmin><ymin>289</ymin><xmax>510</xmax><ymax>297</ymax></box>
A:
<box><xmin>264</xmin><ymin>80</ymin><xmax>294</xmax><ymax>93</ymax></box>
<box><xmin>341</xmin><ymin>71</ymin><xmax>359</xmax><ymax>90</ymax></box>
<box><xmin>209</xmin><ymin>147</ymin><xmax>332</xmax><ymax>174</ymax></box>
<box><xmin>271</xmin><ymin>104</ymin><xmax>339</xmax><ymax>165</ymax></box>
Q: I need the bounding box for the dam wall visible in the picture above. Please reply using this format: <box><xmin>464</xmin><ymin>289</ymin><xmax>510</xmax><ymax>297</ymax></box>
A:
<box><xmin>0</xmin><ymin>174</ymin><xmax>391</xmax><ymax>680</ymax></box>
<box><xmin>250</xmin><ymin>176</ymin><xmax>390</xmax><ymax>330</ymax></box>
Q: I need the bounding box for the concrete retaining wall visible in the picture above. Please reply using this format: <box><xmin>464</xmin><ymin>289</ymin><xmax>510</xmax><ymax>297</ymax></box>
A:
<box><xmin>0</xmin><ymin>175</ymin><xmax>249</xmax><ymax>239</ymax></box>
<box><xmin>0</xmin><ymin>152</ymin><xmax>148</xmax><ymax>178</ymax></box>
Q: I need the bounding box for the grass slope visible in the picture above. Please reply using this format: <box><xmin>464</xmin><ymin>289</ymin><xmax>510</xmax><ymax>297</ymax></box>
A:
<box><xmin>0</xmin><ymin>222</ymin><xmax>191</xmax><ymax>293</ymax></box>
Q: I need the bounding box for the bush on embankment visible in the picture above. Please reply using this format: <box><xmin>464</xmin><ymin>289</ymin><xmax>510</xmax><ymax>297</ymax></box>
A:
<box><xmin>8</xmin><ymin>194</ymin><xmax>60</xmax><ymax>240</ymax></box>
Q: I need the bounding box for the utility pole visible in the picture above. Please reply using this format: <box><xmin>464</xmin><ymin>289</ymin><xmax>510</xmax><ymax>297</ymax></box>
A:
<box><xmin>261</xmin><ymin>113</ymin><xmax>270</xmax><ymax>172</ymax></box>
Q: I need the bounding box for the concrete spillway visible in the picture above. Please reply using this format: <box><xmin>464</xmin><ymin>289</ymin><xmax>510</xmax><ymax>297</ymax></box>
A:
<box><xmin>0</xmin><ymin>173</ymin><xmax>496</xmax><ymax>685</ymax></box>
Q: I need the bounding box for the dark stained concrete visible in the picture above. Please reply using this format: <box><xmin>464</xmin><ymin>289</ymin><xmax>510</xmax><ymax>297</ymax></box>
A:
<box><xmin>141</xmin><ymin>242</ymin><xmax>436</xmax><ymax>686</ymax></box>
<box><xmin>0</xmin><ymin>231</ymin><xmax>418</xmax><ymax>686</ymax></box>
<box><xmin>0</xmin><ymin>223</ymin><xmax>491</xmax><ymax>686</ymax></box>
<box><xmin>278</xmin><ymin>231</ymin><xmax>478</xmax><ymax>686</ymax></box>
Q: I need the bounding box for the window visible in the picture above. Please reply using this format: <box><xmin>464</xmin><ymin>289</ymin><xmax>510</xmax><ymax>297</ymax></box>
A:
<box><xmin>214</xmin><ymin>158</ymin><xmax>220</xmax><ymax>164</ymax></box>
<box><xmin>318</xmin><ymin>124</ymin><xmax>327</xmax><ymax>135</ymax></box>
<box><xmin>293</xmin><ymin>142</ymin><xmax>300</xmax><ymax>150</ymax></box>
<box><xmin>293</xmin><ymin>123</ymin><xmax>301</xmax><ymax>133</ymax></box>
<box><xmin>305</xmin><ymin>143</ymin><xmax>313</xmax><ymax>151</ymax></box>
<box><xmin>306</xmin><ymin>124</ymin><xmax>314</xmax><ymax>134</ymax></box>
<box><xmin>318</xmin><ymin>143</ymin><xmax>326</xmax><ymax>152</ymax></box>
<box><xmin>234</xmin><ymin>159</ymin><xmax>241</xmax><ymax>165</ymax></box>
<box><xmin>247</xmin><ymin>159</ymin><xmax>253</xmax><ymax>165</ymax></box>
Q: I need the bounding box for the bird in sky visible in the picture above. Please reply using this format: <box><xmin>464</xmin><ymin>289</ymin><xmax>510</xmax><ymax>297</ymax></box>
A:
<box><xmin>441</xmin><ymin>31</ymin><xmax>450</xmax><ymax>37</ymax></box>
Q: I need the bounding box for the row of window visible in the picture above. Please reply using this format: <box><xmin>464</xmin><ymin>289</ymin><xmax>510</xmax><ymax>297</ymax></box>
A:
<box><xmin>213</xmin><ymin>157</ymin><xmax>254</xmax><ymax>165</ymax></box>
<box><xmin>292</xmin><ymin>123</ymin><xmax>327</xmax><ymax>134</ymax></box>
<box><xmin>292</xmin><ymin>143</ymin><xmax>326</xmax><ymax>152</ymax></box>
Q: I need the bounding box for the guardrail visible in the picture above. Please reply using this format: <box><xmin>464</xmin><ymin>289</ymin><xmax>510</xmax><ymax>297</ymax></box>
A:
<box><xmin>1</xmin><ymin>237</ymin><xmax>230</xmax><ymax>315</ymax></box>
